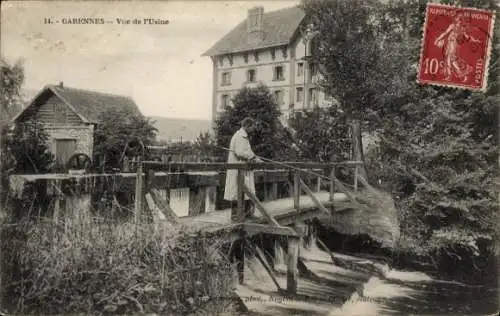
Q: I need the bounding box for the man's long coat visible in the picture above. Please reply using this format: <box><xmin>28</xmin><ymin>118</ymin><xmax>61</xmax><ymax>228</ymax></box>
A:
<box><xmin>223</xmin><ymin>128</ymin><xmax>257</xmax><ymax>201</ymax></box>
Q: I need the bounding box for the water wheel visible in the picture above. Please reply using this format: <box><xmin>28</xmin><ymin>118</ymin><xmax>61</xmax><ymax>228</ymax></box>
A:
<box><xmin>66</xmin><ymin>153</ymin><xmax>92</xmax><ymax>173</ymax></box>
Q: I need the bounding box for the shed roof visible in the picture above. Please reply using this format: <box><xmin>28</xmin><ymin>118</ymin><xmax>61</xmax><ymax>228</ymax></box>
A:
<box><xmin>13</xmin><ymin>84</ymin><xmax>142</xmax><ymax>124</ymax></box>
<box><xmin>202</xmin><ymin>6</ymin><xmax>305</xmax><ymax>57</ymax></box>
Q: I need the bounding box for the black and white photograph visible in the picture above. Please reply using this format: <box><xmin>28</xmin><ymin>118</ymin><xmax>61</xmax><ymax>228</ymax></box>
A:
<box><xmin>0</xmin><ymin>0</ymin><xmax>498</xmax><ymax>315</ymax></box>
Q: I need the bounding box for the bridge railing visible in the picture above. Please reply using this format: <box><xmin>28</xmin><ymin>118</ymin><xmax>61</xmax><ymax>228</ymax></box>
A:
<box><xmin>137</xmin><ymin>160</ymin><xmax>365</xmax><ymax>227</ymax></box>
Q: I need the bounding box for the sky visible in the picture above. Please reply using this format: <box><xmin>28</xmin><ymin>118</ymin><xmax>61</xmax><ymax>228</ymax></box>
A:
<box><xmin>1</xmin><ymin>0</ymin><xmax>297</xmax><ymax>120</ymax></box>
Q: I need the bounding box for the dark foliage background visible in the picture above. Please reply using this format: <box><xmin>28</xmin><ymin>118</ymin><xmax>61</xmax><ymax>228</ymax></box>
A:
<box><xmin>302</xmin><ymin>0</ymin><xmax>499</xmax><ymax>261</ymax></box>
<box><xmin>214</xmin><ymin>84</ymin><xmax>297</xmax><ymax>161</ymax></box>
<box><xmin>93</xmin><ymin>108</ymin><xmax>158</xmax><ymax>171</ymax></box>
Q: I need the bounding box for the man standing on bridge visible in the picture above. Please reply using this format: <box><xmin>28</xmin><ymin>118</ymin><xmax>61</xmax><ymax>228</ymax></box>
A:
<box><xmin>224</xmin><ymin>117</ymin><xmax>262</xmax><ymax>222</ymax></box>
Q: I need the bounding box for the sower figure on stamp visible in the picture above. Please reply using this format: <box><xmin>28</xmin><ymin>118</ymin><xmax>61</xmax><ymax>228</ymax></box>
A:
<box><xmin>224</xmin><ymin>117</ymin><xmax>262</xmax><ymax>222</ymax></box>
<box><xmin>434</xmin><ymin>13</ymin><xmax>481</xmax><ymax>82</ymax></box>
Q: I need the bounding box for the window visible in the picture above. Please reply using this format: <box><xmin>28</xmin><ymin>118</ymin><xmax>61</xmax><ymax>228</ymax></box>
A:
<box><xmin>296</xmin><ymin>87</ymin><xmax>304</xmax><ymax>102</ymax></box>
<box><xmin>273</xmin><ymin>66</ymin><xmax>284</xmax><ymax>81</ymax></box>
<box><xmin>221</xmin><ymin>94</ymin><xmax>230</xmax><ymax>108</ymax></box>
<box><xmin>308</xmin><ymin>63</ymin><xmax>317</xmax><ymax>82</ymax></box>
<box><xmin>308</xmin><ymin>88</ymin><xmax>317</xmax><ymax>106</ymax></box>
<box><xmin>247</xmin><ymin>69</ymin><xmax>256</xmax><ymax>82</ymax></box>
<box><xmin>297</xmin><ymin>63</ymin><xmax>304</xmax><ymax>77</ymax></box>
<box><xmin>221</xmin><ymin>72</ymin><xmax>231</xmax><ymax>86</ymax></box>
<box><xmin>273</xmin><ymin>90</ymin><xmax>283</xmax><ymax>105</ymax></box>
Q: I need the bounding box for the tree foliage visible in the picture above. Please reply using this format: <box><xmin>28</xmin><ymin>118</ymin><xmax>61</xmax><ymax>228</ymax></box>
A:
<box><xmin>288</xmin><ymin>106</ymin><xmax>350</xmax><ymax>162</ymax></box>
<box><xmin>214</xmin><ymin>84</ymin><xmax>295</xmax><ymax>160</ymax></box>
<box><xmin>303</xmin><ymin>0</ymin><xmax>499</xmax><ymax>258</ymax></box>
<box><xmin>6</xmin><ymin>123</ymin><xmax>55</xmax><ymax>174</ymax></box>
<box><xmin>1</xmin><ymin>58</ymin><xmax>25</xmax><ymax>125</ymax></box>
<box><xmin>1</xmin><ymin>59</ymin><xmax>54</xmax><ymax>175</ymax></box>
<box><xmin>93</xmin><ymin>108</ymin><xmax>158</xmax><ymax>171</ymax></box>
<box><xmin>193</xmin><ymin>131</ymin><xmax>219</xmax><ymax>161</ymax></box>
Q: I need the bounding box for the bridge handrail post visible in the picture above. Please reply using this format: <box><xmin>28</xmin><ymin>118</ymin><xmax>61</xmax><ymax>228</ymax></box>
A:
<box><xmin>354</xmin><ymin>165</ymin><xmax>359</xmax><ymax>191</ymax></box>
<box><xmin>329</xmin><ymin>165</ymin><xmax>335</xmax><ymax>203</ymax></box>
<box><xmin>237</xmin><ymin>169</ymin><xmax>245</xmax><ymax>221</ymax></box>
<box><xmin>293</xmin><ymin>170</ymin><xmax>300</xmax><ymax>210</ymax></box>
<box><xmin>134</xmin><ymin>156</ymin><xmax>143</xmax><ymax>224</ymax></box>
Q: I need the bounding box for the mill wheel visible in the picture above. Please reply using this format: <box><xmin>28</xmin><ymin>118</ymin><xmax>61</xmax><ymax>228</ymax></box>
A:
<box><xmin>66</xmin><ymin>153</ymin><xmax>92</xmax><ymax>172</ymax></box>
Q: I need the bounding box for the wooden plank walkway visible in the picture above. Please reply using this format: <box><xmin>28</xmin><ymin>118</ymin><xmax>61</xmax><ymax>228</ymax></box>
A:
<box><xmin>179</xmin><ymin>191</ymin><xmax>351</xmax><ymax>232</ymax></box>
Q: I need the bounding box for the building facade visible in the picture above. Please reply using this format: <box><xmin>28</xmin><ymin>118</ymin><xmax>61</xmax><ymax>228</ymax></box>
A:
<box><xmin>203</xmin><ymin>6</ymin><xmax>332</xmax><ymax>123</ymax></box>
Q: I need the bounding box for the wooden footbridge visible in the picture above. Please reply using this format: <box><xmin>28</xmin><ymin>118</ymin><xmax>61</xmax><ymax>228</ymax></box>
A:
<box><xmin>136</xmin><ymin>160</ymin><xmax>367</xmax><ymax>299</ymax></box>
<box><xmin>7</xmin><ymin>157</ymin><xmax>383</xmax><ymax>315</ymax></box>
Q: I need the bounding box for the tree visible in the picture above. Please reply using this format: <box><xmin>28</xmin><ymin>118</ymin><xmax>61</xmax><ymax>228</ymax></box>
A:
<box><xmin>193</xmin><ymin>131</ymin><xmax>218</xmax><ymax>161</ymax></box>
<box><xmin>1</xmin><ymin>58</ymin><xmax>25</xmax><ymax>125</ymax></box>
<box><xmin>1</xmin><ymin>61</ymin><xmax>55</xmax><ymax>173</ymax></box>
<box><xmin>1</xmin><ymin>59</ymin><xmax>26</xmax><ymax>174</ymax></box>
<box><xmin>93</xmin><ymin>107</ymin><xmax>158</xmax><ymax>171</ymax></box>
<box><xmin>5</xmin><ymin>122</ymin><xmax>55</xmax><ymax>174</ymax></box>
<box><xmin>301</xmin><ymin>0</ymin><xmax>388</xmax><ymax>123</ymax></box>
<box><xmin>214</xmin><ymin>84</ymin><xmax>295</xmax><ymax>160</ymax></box>
<box><xmin>1</xmin><ymin>58</ymin><xmax>26</xmax><ymax>210</ymax></box>
<box><xmin>288</xmin><ymin>106</ymin><xmax>350</xmax><ymax>162</ymax></box>
<box><xmin>303</xmin><ymin>0</ymin><xmax>499</xmax><ymax>264</ymax></box>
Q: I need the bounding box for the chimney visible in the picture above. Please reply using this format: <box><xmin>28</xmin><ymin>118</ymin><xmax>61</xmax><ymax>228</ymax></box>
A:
<box><xmin>247</xmin><ymin>6</ymin><xmax>264</xmax><ymax>44</ymax></box>
<box><xmin>58</xmin><ymin>81</ymin><xmax>64</xmax><ymax>88</ymax></box>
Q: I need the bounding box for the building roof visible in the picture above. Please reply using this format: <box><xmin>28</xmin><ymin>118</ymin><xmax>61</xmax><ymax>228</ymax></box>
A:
<box><xmin>13</xmin><ymin>84</ymin><xmax>142</xmax><ymax>124</ymax></box>
<box><xmin>202</xmin><ymin>6</ymin><xmax>305</xmax><ymax>57</ymax></box>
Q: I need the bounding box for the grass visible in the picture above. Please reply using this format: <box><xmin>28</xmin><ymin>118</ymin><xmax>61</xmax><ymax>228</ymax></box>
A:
<box><xmin>0</xmin><ymin>202</ymin><xmax>237</xmax><ymax>315</ymax></box>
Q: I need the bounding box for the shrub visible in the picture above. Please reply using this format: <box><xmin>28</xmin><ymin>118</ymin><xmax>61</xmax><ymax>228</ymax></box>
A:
<box><xmin>1</xmin><ymin>217</ymin><xmax>236</xmax><ymax>315</ymax></box>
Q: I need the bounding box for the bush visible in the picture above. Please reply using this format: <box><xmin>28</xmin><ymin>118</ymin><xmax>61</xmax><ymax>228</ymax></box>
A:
<box><xmin>1</xmin><ymin>217</ymin><xmax>236</xmax><ymax>315</ymax></box>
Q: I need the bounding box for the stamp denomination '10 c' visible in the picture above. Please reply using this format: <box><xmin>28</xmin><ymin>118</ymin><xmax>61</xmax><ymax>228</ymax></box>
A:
<box><xmin>417</xmin><ymin>3</ymin><xmax>495</xmax><ymax>92</ymax></box>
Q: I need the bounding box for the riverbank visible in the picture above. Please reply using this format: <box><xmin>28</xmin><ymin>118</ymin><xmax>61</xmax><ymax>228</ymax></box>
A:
<box><xmin>316</xmin><ymin>220</ymin><xmax>499</xmax><ymax>288</ymax></box>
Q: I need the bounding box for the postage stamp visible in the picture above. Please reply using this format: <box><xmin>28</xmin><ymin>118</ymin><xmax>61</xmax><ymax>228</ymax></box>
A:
<box><xmin>417</xmin><ymin>3</ymin><xmax>495</xmax><ymax>91</ymax></box>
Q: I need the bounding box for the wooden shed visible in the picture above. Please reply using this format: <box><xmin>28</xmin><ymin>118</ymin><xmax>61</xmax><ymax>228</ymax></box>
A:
<box><xmin>12</xmin><ymin>82</ymin><xmax>142</xmax><ymax>170</ymax></box>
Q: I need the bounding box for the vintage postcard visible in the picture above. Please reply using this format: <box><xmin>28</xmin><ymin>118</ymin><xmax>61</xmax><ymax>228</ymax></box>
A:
<box><xmin>1</xmin><ymin>1</ymin><xmax>498</xmax><ymax>316</ymax></box>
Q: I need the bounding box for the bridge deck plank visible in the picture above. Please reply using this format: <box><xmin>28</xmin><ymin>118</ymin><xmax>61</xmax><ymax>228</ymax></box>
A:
<box><xmin>179</xmin><ymin>191</ymin><xmax>351</xmax><ymax>233</ymax></box>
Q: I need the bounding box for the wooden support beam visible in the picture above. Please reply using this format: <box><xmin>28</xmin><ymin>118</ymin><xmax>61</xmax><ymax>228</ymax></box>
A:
<box><xmin>243</xmin><ymin>223</ymin><xmax>298</xmax><ymax>237</ymax></box>
<box><xmin>145</xmin><ymin>193</ymin><xmax>167</xmax><ymax>222</ymax></box>
<box><xmin>286</xmin><ymin>235</ymin><xmax>299</xmax><ymax>294</ymax></box>
<box><xmin>354</xmin><ymin>166</ymin><xmax>359</xmax><ymax>191</ymax></box>
<box><xmin>134</xmin><ymin>158</ymin><xmax>143</xmax><ymax>223</ymax></box>
<box><xmin>316</xmin><ymin>237</ymin><xmax>340</xmax><ymax>266</ymax></box>
<box><xmin>293</xmin><ymin>171</ymin><xmax>300</xmax><ymax>210</ymax></box>
<box><xmin>266</xmin><ymin>182</ymin><xmax>278</xmax><ymax>200</ymax></box>
<box><xmin>143</xmin><ymin>161</ymin><xmax>365</xmax><ymax>172</ymax></box>
<box><xmin>277</xmin><ymin>209</ymin><xmax>323</xmax><ymax>227</ymax></box>
<box><xmin>242</xmin><ymin>184</ymin><xmax>281</xmax><ymax>227</ymax></box>
<box><xmin>331</xmin><ymin>175</ymin><xmax>366</xmax><ymax>211</ymax></box>
<box><xmin>149</xmin><ymin>190</ymin><xmax>180</xmax><ymax>224</ymax></box>
<box><xmin>316</xmin><ymin>177</ymin><xmax>321</xmax><ymax>192</ymax></box>
<box><xmin>231</xmin><ymin>238</ymin><xmax>245</xmax><ymax>284</ymax></box>
<box><xmin>250</xmin><ymin>243</ymin><xmax>282</xmax><ymax>292</ymax></box>
<box><xmin>356</xmin><ymin>173</ymin><xmax>370</xmax><ymax>188</ymax></box>
<box><xmin>350</xmin><ymin>120</ymin><xmax>368</xmax><ymax>181</ymax></box>
<box><xmin>329</xmin><ymin>166</ymin><xmax>335</xmax><ymax>203</ymax></box>
<box><xmin>237</xmin><ymin>170</ymin><xmax>245</xmax><ymax>221</ymax></box>
<box><xmin>299</xmin><ymin>178</ymin><xmax>331</xmax><ymax>216</ymax></box>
